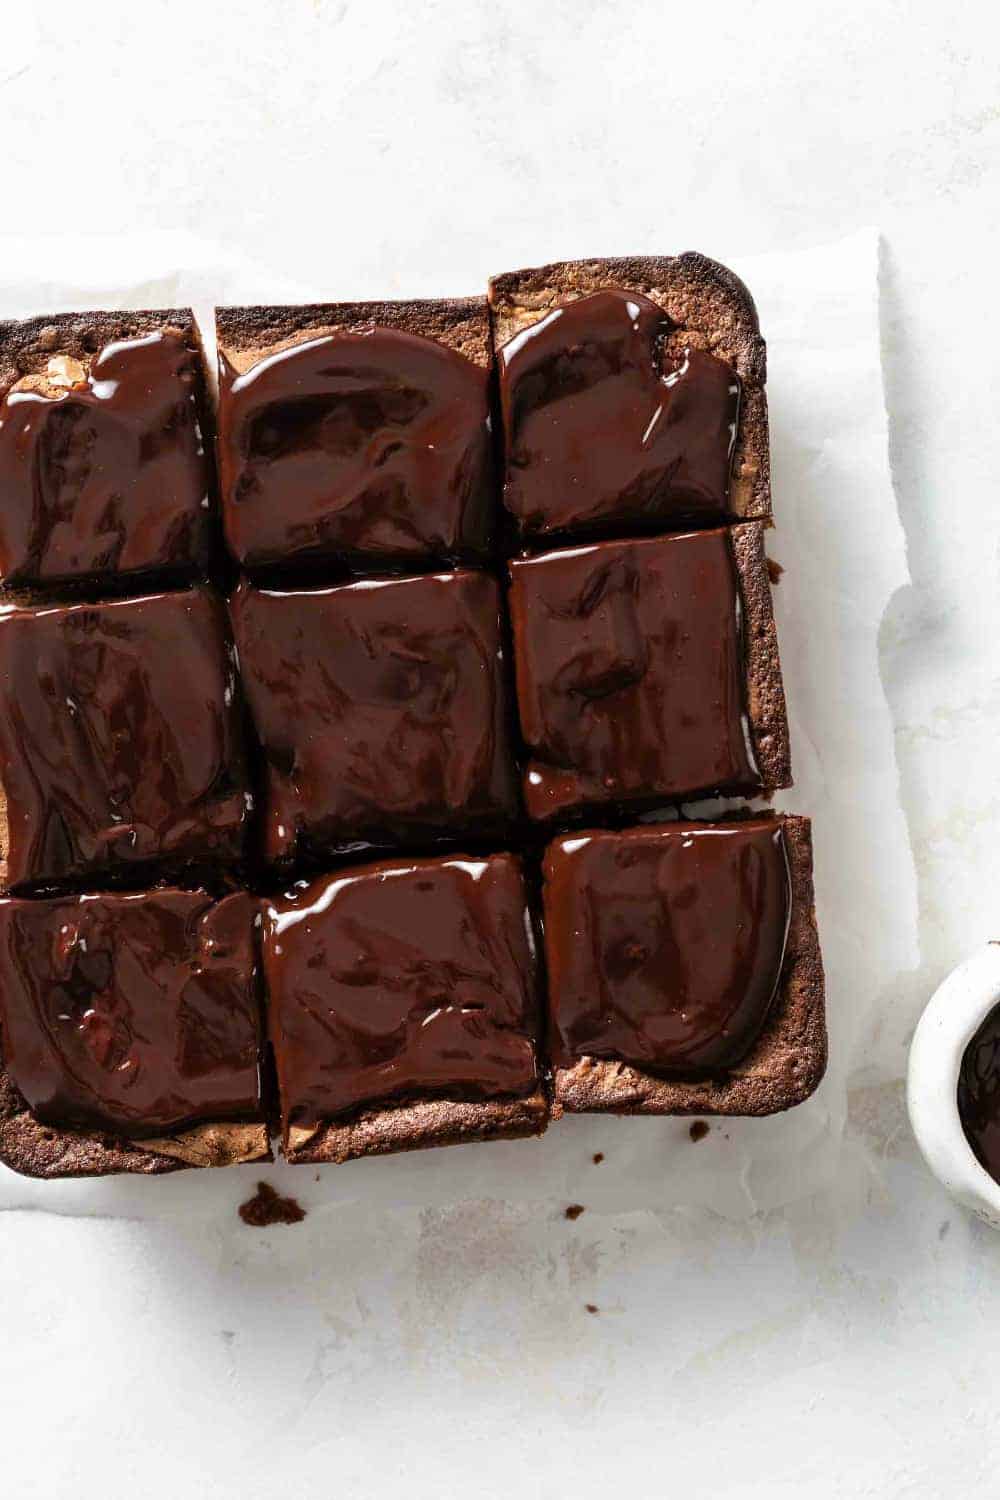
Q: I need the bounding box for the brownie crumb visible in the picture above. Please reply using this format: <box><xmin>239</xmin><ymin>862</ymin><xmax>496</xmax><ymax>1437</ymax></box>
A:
<box><xmin>592</xmin><ymin>1152</ymin><xmax>604</xmax><ymax>1165</ymax></box>
<box><xmin>766</xmin><ymin>557</ymin><xmax>784</xmax><ymax>584</ymax></box>
<box><xmin>585</xmin><ymin>1303</ymin><xmax>599</xmax><ymax>1314</ymax></box>
<box><xmin>238</xmin><ymin>1181</ymin><xmax>306</xmax><ymax>1227</ymax></box>
<box><xmin>565</xmin><ymin>1203</ymin><xmax>586</xmax><ymax>1221</ymax></box>
<box><xmin>689</xmin><ymin>1120</ymin><xmax>710</xmax><ymax>1143</ymax></box>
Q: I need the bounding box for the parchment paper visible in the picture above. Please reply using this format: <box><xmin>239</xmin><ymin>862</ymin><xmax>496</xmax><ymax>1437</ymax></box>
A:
<box><xmin>0</xmin><ymin>228</ymin><xmax>917</xmax><ymax>1221</ymax></box>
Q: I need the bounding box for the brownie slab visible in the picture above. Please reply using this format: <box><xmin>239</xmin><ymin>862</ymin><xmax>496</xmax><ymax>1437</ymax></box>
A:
<box><xmin>216</xmin><ymin>298</ymin><xmax>494</xmax><ymax>575</ymax></box>
<box><xmin>489</xmin><ymin>253</ymin><xmax>769</xmax><ymax>536</ymax></box>
<box><xmin>261</xmin><ymin>853</ymin><xmax>548</xmax><ymax>1163</ymax></box>
<box><xmin>0</xmin><ymin>586</ymin><xmax>251</xmax><ymax>891</ymax></box>
<box><xmin>0</xmin><ymin>888</ymin><xmax>269</xmax><ymax>1178</ymax></box>
<box><xmin>544</xmin><ymin>814</ymin><xmax>826</xmax><ymax>1115</ymax></box>
<box><xmin>0</xmin><ymin>309</ymin><xmax>214</xmax><ymax>589</ymax></box>
<box><xmin>508</xmin><ymin>523</ymin><xmax>790</xmax><ymax>821</ymax></box>
<box><xmin>230</xmin><ymin>569</ymin><xmax>519</xmax><ymax>866</ymax></box>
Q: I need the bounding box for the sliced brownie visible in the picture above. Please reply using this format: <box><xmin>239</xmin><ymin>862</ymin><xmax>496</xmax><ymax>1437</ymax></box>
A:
<box><xmin>0</xmin><ymin>308</ymin><xmax>215</xmax><ymax>590</ymax></box>
<box><xmin>543</xmin><ymin>814</ymin><xmax>826</xmax><ymax>1115</ymax></box>
<box><xmin>489</xmin><ymin>253</ymin><xmax>768</xmax><ymax>542</ymax></box>
<box><xmin>262</xmin><ymin>852</ymin><xmax>548</xmax><ymax>1163</ymax></box>
<box><xmin>0</xmin><ymin>586</ymin><xmax>251</xmax><ymax>891</ymax></box>
<box><xmin>0</xmin><ymin>888</ymin><xmax>269</xmax><ymax>1177</ymax></box>
<box><xmin>508</xmin><ymin>522</ymin><xmax>790</xmax><ymax>820</ymax></box>
<box><xmin>230</xmin><ymin>569</ymin><xmax>519</xmax><ymax>867</ymax></box>
<box><xmin>216</xmin><ymin>297</ymin><xmax>494</xmax><ymax>575</ymax></box>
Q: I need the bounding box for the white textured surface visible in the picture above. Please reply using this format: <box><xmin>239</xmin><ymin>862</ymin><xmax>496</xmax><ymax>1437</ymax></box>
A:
<box><xmin>1</xmin><ymin>3</ymin><xmax>1000</xmax><ymax>1495</ymax></box>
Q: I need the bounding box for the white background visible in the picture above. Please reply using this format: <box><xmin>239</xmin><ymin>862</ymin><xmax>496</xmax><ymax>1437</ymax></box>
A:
<box><xmin>3</xmin><ymin>3</ymin><xmax>1000</xmax><ymax>1495</ymax></box>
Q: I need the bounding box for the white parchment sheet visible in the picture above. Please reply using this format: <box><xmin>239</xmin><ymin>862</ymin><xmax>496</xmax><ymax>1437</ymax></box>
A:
<box><xmin>0</xmin><ymin>228</ymin><xmax>917</xmax><ymax>1220</ymax></box>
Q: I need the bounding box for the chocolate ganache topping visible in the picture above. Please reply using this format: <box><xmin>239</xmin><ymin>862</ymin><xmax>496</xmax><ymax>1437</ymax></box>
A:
<box><xmin>0</xmin><ymin>890</ymin><xmax>262</xmax><ymax>1135</ymax></box>
<box><xmin>262</xmin><ymin>854</ymin><xmax>540</xmax><ymax>1126</ymax></box>
<box><xmin>0</xmin><ymin>328</ymin><xmax>212</xmax><ymax>585</ymax></box>
<box><xmin>543</xmin><ymin>819</ymin><xmax>790</xmax><ymax>1071</ymax></box>
<box><xmin>218</xmin><ymin>328</ymin><xmax>493</xmax><ymax>570</ymax></box>
<box><xmin>497</xmin><ymin>288</ymin><xmax>739</xmax><ymax>538</ymax></box>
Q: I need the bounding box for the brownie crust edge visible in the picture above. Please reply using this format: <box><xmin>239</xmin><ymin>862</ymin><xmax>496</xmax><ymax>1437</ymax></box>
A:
<box><xmin>284</xmin><ymin>1089</ymin><xmax>551</xmax><ymax>1166</ymax></box>
<box><xmin>0</xmin><ymin>1062</ymin><xmax>272</xmax><ymax>1178</ymax></box>
<box><xmin>0</xmin><ymin>308</ymin><xmax>197</xmax><ymax>391</ymax></box>
<box><xmin>732</xmin><ymin>520</ymin><xmax>793</xmax><ymax>793</ymax></box>
<box><xmin>216</xmin><ymin>296</ymin><xmax>491</xmax><ymax>370</ymax></box>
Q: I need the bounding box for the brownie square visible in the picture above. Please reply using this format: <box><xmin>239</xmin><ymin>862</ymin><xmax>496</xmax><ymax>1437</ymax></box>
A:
<box><xmin>0</xmin><ymin>586</ymin><xmax>251</xmax><ymax>890</ymax></box>
<box><xmin>230</xmin><ymin>569</ymin><xmax>519</xmax><ymax>865</ymax></box>
<box><xmin>261</xmin><ymin>853</ymin><xmax>548</xmax><ymax>1163</ymax></box>
<box><xmin>489</xmin><ymin>253</ymin><xmax>770</xmax><ymax>539</ymax></box>
<box><xmin>543</xmin><ymin>815</ymin><xmax>826</xmax><ymax>1116</ymax></box>
<box><xmin>0</xmin><ymin>309</ymin><xmax>214</xmax><ymax>589</ymax></box>
<box><xmin>0</xmin><ymin>889</ymin><xmax>270</xmax><ymax>1177</ymax></box>
<box><xmin>508</xmin><ymin>524</ymin><xmax>790</xmax><ymax>821</ymax></box>
<box><xmin>216</xmin><ymin>298</ymin><xmax>494</xmax><ymax>575</ymax></box>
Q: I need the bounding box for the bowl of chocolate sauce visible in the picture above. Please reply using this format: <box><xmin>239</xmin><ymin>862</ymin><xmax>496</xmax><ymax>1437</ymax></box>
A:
<box><xmin>908</xmin><ymin>945</ymin><xmax>1000</xmax><ymax>1227</ymax></box>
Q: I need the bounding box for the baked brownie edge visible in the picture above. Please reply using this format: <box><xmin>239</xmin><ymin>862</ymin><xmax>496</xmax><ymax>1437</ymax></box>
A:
<box><xmin>731</xmin><ymin>520</ymin><xmax>793</xmax><ymax>793</ymax></box>
<box><xmin>551</xmin><ymin>814</ymin><xmax>827</xmax><ymax>1117</ymax></box>
<box><xmin>283</xmin><ymin>1090</ymin><xmax>551</xmax><ymax>1166</ymax></box>
<box><xmin>216</xmin><ymin>296</ymin><xmax>491</xmax><ymax>368</ymax></box>
<box><xmin>0</xmin><ymin>308</ymin><xmax>196</xmax><ymax>389</ymax></box>
<box><xmin>0</xmin><ymin>1066</ymin><xmax>272</xmax><ymax>1179</ymax></box>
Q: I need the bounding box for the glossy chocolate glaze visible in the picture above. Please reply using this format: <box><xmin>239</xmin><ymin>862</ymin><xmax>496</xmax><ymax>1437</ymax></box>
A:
<box><xmin>958</xmin><ymin>1002</ymin><xmax>1000</xmax><ymax>1183</ymax></box>
<box><xmin>0</xmin><ymin>329</ymin><xmax>212</xmax><ymax>586</ymax></box>
<box><xmin>230</xmin><ymin>570</ymin><xmax>519</xmax><ymax>865</ymax></box>
<box><xmin>0</xmin><ymin>890</ymin><xmax>262</xmax><ymax>1134</ymax></box>
<box><xmin>262</xmin><ymin>853</ymin><xmax>540</xmax><ymax>1125</ymax></box>
<box><xmin>0</xmin><ymin>587</ymin><xmax>251</xmax><ymax>889</ymax></box>
<box><xmin>508</xmin><ymin>529</ymin><xmax>760</xmax><ymax>820</ymax></box>
<box><xmin>218</xmin><ymin>329</ymin><xmax>493</xmax><ymax>571</ymax></box>
<box><xmin>543</xmin><ymin>819</ymin><xmax>791</xmax><ymax>1071</ymax></box>
<box><xmin>497</xmin><ymin>288</ymin><xmax>739</xmax><ymax>538</ymax></box>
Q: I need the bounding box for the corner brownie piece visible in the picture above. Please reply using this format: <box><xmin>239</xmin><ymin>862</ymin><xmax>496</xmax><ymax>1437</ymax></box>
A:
<box><xmin>0</xmin><ymin>309</ymin><xmax>214</xmax><ymax>589</ymax></box>
<box><xmin>230</xmin><ymin>569</ymin><xmax>519</xmax><ymax>866</ymax></box>
<box><xmin>508</xmin><ymin>523</ymin><xmax>790</xmax><ymax>820</ymax></box>
<box><xmin>543</xmin><ymin>815</ymin><xmax>826</xmax><ymax>1116</ymax></box>
<box><xmin>0</xmin><ymin>586</ymin><xmax>251</xmax><ymax>891</ymax></box>
<box><xmin>216</xmin><ymin>298</ymin><xmax>494</xmax><ymax>575</ymax></box>
<box><xmin>261</xmin><ymin>853</ymin><xmax>548</xmax><ymax>1163</ymax></box>
<box><xmin>489</xmin><ymin>253</ymin><xmax>768</xmax><ymax>540</ymax></box>
<box><xmin>0</xmin><ymin>889</ymin><xmax>269</xmax><ymax>1177</ymax></box>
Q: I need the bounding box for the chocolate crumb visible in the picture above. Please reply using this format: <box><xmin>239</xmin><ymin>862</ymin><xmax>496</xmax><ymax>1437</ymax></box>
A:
<box><xmin>238</xmin><ymin>1181</ymin><xmax>306</xmax><ymax>1227</ymax></box>
<box><xmin>585</xmin><ymin>1303</ymin><xmax>599</xmax><ymax>1314</ymax></box>
<box><xmin>766</xmin><ymin>557</ymin><xmax>784</xmax><ymax>584</ymax></box>
<box><xmin>565</xmin><ymin>1203</ymin><xmax>586</xmax><ymax>1220</ymax></box>
<box><xmin>689</xmin><ymin>1120</ymin><xmax>710</xmax><ymax>1143</ymax></box>
<box><xmin>592</xmin><ymin>1152</ymin><xmax>604</xmax><ymax>1165</ymax></box>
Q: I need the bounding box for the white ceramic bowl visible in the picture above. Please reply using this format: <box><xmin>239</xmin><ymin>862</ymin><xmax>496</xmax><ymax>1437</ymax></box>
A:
<box><xmin>907</xmin><ymin>944</ymin><xmax>1000</xmax><ymax>1228</ymax></box>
